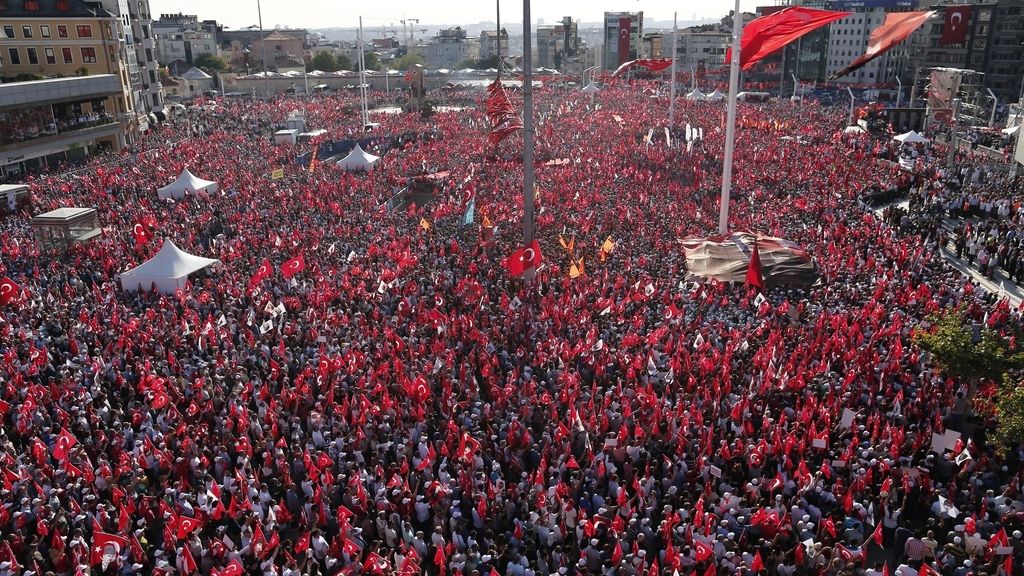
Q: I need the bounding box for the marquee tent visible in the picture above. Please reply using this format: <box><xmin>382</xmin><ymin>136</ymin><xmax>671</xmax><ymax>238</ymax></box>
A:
<box><xmin>157</xmin><ymin>169</ymin><xmax>219</xmax><ymax>200</ymax></box>
<box><xmin>706</xmin><ymin>89</ymin><xmax>727</xmax><ymax>101</ymax></box>
<box><xmin>581</xmin><ymin>82</ymin><xmax>600</xmax><ymax>95</ymax></box>
<box><xmin>685</xmin><ymin>89</ymin><xmax>706</xmax><ymax>101</ymax></box>
<box><xmin>681</xmin><ymin>231</ymin><xmax>818</xmax><ymax>287</ymax></box>
<box><xmin>893</xmin><ymin>130</ymin><xmax>929</xmax><ymax>144</ymax></box>
<box><xmin>337</xmin><ymin>144</ymin><xmax>380</xmax><ymax>171</ymax></box>
<box><xmin>119</xmin><ymin>239</ymin><xmax>221</xmax><ymax>293</ymax></box>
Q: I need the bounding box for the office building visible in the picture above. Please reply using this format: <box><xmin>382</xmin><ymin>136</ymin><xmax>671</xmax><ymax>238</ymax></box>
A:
<box><xmin>152</xmin><ymin>13</ymin><xmax>219</xmax><ymax>67</ymax></box>
<box><xmin>536</xmin><ymin>17</ymin><xmax>579</xmax><ymax>70</ymax></box>
<box><xmin>423</xmin><ymin>27</ymin><xmax>478</xmax><ymax>69</ymax></box>
<box><xmin>603</xmin><ymin>12</ymin><xmax>643</xmax><ymax>70</ymax></box>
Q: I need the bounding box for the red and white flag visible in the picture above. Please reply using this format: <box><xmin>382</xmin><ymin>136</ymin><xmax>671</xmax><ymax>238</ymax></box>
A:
<box><xmin>504</xmin><ymin>239</ymin><xmax>542</xmax><ymax>277</ymax></box>
<box><xmin>280</xmin><ymin>254</ymin><xmax>306</xmax><ymax>279</ymax></box>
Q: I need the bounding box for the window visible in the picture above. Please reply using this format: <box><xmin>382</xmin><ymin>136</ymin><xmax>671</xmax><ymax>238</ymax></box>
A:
<box><xmin>44</xmin><ymin>47</ymin><xmax>55</xmax><ymax>64</ymax></box>
<box><xmin>81</xmin><ymin>47</ymin><xmax>97</xmax><ymax>63</ymax></box>
<box><xmin>58</xmin><ymin>25</ymin><xmax>68</xmax><ymax>38</ymax></box>
<box><xmin>62</xmin><ymin>47</ymin><xmax>73</xmax><ymax>63</ymax></box>
<box><xmin>2</xmin><ymin>25</ymin><xmax>13</xmax><ymax>39</ymax></box>
<box><xmin>26</xmin><ymin>47</ymin><xmax>37</xmax><ymax>65</ymax></box>
<box><xmin>40</xmin><ymin>25</ymin><xmax>50</xmax><ymax>38</ymax></box>
<box><xmin>7</xmin><ymin>47</ymin><xmax>20</xmax><ymax>65</ymax></box>
<box><xmin>76</xmin><ymin>25</ymin><xmax>92</xmax><ymax>38</ymax></box>
<box><xmin>21</xmin><ymin>25</ymin><xmax>32</xmax><ymax>38</ymax></box>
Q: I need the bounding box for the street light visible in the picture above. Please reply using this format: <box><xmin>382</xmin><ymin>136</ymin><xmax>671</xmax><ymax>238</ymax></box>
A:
<box><xmin>896</xmin><ymin>77</ymin><xmax>902</xmax><ymax>108</ymax></box>
<box><xmin>986</xmin><ymin>88</ymin><xmax>997</xmax><ymax>127</ymax></box>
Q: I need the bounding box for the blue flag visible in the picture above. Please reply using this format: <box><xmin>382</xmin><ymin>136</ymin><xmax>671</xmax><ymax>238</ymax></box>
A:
<box><xmin>463</xmin><ymin>198</ymin><xmax>475</xmax><ymax>226</ymax></box>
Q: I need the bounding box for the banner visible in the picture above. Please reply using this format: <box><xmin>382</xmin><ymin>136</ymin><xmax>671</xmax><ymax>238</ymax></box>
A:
<box><xmin>271</xmin><ymin>169</ymin><xmax>284</xmax><ymax>180</ymax></box>
<box><xmin>941</xmin><ymin>6</ymin><xmax>971</xmax><ymax>46</ymax></box>
<box><xmin>927</xmin><ymin>69</ymin><xmax>960</xmax><ymax>111</ymax></box>
<box><xmin>618</xmin><ymin>17</ymin><xmax>632</xmax><ymax>66</ymax></box>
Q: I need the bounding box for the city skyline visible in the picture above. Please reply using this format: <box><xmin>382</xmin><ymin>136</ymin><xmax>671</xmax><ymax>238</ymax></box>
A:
<box><xmin>148</xmin><ymin>0</ymin><xmax>765</xmax><ymax>31</ymax></box>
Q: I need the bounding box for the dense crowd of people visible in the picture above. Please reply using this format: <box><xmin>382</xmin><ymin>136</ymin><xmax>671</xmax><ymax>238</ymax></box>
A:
<box><xmin>0</xmin><ymin>82</ymin><xmax>1022</xmax><ymax>576</ymax></box>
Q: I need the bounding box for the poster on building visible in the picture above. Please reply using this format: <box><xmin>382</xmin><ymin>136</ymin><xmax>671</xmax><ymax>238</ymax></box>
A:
<box><xmin>618</xmin><ymin>17</ymin><xmax>632</xmax><ymax>65</ymax></box>
<box><xmin>927</xmin><ymin>69</ymin><xmax>961</xmax><ymax>111</ymax></box>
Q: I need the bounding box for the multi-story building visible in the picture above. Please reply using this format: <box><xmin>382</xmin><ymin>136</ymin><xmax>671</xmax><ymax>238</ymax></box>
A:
<box><xmin>251</xmin><ymin>30</ymin><xmax>304</xmax><ymax>72</ymax></box>
<box><xmin>679</xmin><ymin>29</ymin><xmax>731</xmax><ymax>70</ymax></box>
<box><xmin>823</xmin><ymin>0</ymin><xmax>918</xmax><ymax>85</ymax></box>
<box><xmin>152</xmin><ymin>13</ymin><xmax>218</xmax><ymax>67</ymax></box>
<box><xmin>423</xmin><ymin>27</ymin><xmax>478</xmax><ymax>69</ymax></box>
<box><xmin>641</xmin><ymin>32</ymin><xmax>666</xmax><ymax>59</ymax></box>
<box><xmin>479</xmin><ymin>28</ymin><xmax>508</xmax><ymax>62</ymax></box>
<box><xmin>116</xmin><ymin>0</ymin><xmax>164</xmax><ymax>114</ymax></box>
<box><xmin>0</xmin><ymin>75</ymin><xmax>124</xmax><ymax>179</ymax></box>
<box><xmin>535</xmin><ymin>17</ymin><xmax>579</xmax><ymax>70</ymax></box>
<box><xmin>905</xmin><ymin>0</ymin><xmax>1024</xmax><ymax>103</ymax></box>
<box><xmin>0</xmin><ymin>0</ymin><xmax>140</xmax><ymax>142</ymax></box>
<box><xmin>603</xmin><ymin>11</ymin><xmax>643</xmax><ymax>70</ymax></box>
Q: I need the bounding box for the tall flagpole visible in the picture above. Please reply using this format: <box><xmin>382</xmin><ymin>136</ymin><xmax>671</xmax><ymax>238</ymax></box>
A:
<box><xmin>358</xmin><ymin>16</ymin><xmax>369</xmax><ymax>128</ymax></box>
<box><xmin>718</xmin><ymin>0</ymin><xmax>743</xmax><ymax>235</ymax></box>
<box><xmin>522</xmin><ymin>0</ymin><xmax>536</xmax><ymax>247</ymax></box>
<box><xmin>668</xmin><ymin>12</ymin><xmax>679</xmax><ymax>126</ymax></box>
<box><xmin>257</xmin><ymin>0</ymin><xmax>270</xmax><ymax>96</ymax></box>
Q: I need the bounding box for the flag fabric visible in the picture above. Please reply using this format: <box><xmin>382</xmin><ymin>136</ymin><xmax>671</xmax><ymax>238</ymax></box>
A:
<box><xmin>618</xmin><ymin>17</ymin><xmax>632</xmax><ymax>65</ymax></box>
<box><xmin>181</xmin><ymin>544</ymin><xmax>197</xmax><ymax>574</ymax></box>
<box><xmin>132</xmin><ymin>219</ymin><xmax>155</xmax><ymax>246</ymax></box>
<box><xmin>0</xmin><ymin>277</ymin><xmax>24</xmax><ymax>306</ymax></box>
<box><xmin>941</xmin><ymin>5</ymin><xmax>971</xmax><ymax>45</ymax></box>
<box><xmin>280</xmin><ymin>254</ymin><xmax>305</xmax><ymax>279</ymax></box>
<box><xmin>830</xmin><ymin>11</ymin><xmax>936</xmax><ymax>80</ymax></box>
<box><xmin>249</xmin><ymin>259</ymin><xmax>273</xmax><ymax>289</ymax></box>
<box><xmin>504</xmin><ymin>239</ymin><xmax>543</xmax><ymax>277</ymax></box>
<box><xmin>420</xmin><ymin>217</ymin><xmax>431</xmax><ymax>231</ymax></box>
<box><xmin>90</xmin><ymin>532</ymin><xmax>128</xmax><ymax>566</ymax></box>
<box><xmin>612</xmin><ymin>58</ymin><xmax>673</xmax><ymax>77</ymax></box>
<box><xmin>726</xmin><ymin>7</ymin><xmax>852</xmax><ymax>71</ymax></box>
<box><xmin>53</xmin><ymin>428</ymin><xmax>78</xmax><ymax>461</ymax></box>
<box><xmin>745</xmin><ymin>240</ymin><xmax>765</xmax><ymax>291</ymax></box>
<box><xmin>308</xmin><ymin>144</ymin><xmax>320</xmax><ymax>172</ymax></box>
<box><xmin>693</xmin><ymin>537</ymin><xmax>713</xmax><ymax>562</ymax></box>
<box><xmin>463</xmin><ymin>198</ymin><xmax>475</xmax><ymax>226</ymax></box>
<box><xmin>751</xmin><ymin>550</ymin><xmax>765</xmax><ymax>572</ymax></box>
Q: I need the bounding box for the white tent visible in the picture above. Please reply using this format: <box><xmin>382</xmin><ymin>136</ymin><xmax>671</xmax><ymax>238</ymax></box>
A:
<box><xmin>685</xmin><ymin>89</ymin><xmax>706</xmax><ymax>101</ymax></box>
<box><xmin>706</xmin><ymin>89</ymin><xmax>726</xmax><ymax>101</ymax></box>
<box><xmin>1002</xmin><ymin>124</ymin><xmax>1020</xmax><ymax>136</ymax></box>
<box><xmin>119</xmin><ymin>239</ymin><xmax>220</xmax><ymax>293</ymax></box>
<box><xmin>157</xmin><ymin>169</ymin><xmax>219</xmax><ymax>200</ymax></box>
<box><xmin>894</xmin><ymin>130</ymin><xmax>929</xmax><ymax>144</ymax></box>
<box><xmin>337</xmin><ymin>144</ymin><xmax>380</xmax><ymax>172</ymax></box>
<box><xmin>581</xmin><ymin>82</ymin><xmax>600</xmax><ymax>95</ymax></box>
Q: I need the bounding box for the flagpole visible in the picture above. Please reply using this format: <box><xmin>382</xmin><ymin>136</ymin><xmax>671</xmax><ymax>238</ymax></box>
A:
<box><xmin>718</xmin><ymin>0</ymin><xmax>743</xmax><ymax>235</ymax></box>
<box><xmin>668</xmin><ymin>12</ymin><xmax>679</xmax><ymax>126</ymax></box>
<box><xmin>522</xmin><ymin>0</ymin><xmax>536</xmax><ymax>249</ymax></box>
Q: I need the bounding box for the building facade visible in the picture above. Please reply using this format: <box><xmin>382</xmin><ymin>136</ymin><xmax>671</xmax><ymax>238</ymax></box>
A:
<box><xmin>535</xmin><ymin>17</ymin><xmax>579</xmax><ymax>70</ymax></box>
<box><xmin>424</xmin><ymin>27</ymin><xmax>478</xmax><ymax>69</ymax></box>
<box><xmin>824</xmin><ymin>0</ymin><xmax>919</xmax><ymax>85</ymax></box>
<box><xmin>602</xmin><ymin>12</ymin><xmax>643</xmax><ymax>70</ymax></box>
<box><xmin>479</xmin><ymin>28</ymin><xmax>508</xmax><ymax>62</ymax></box>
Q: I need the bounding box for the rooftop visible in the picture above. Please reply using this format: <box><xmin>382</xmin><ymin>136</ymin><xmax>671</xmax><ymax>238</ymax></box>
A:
<box><xmin>0</xmin><ymin>75</ymin><xmax>121</xmax><ymax>110</ymax></box>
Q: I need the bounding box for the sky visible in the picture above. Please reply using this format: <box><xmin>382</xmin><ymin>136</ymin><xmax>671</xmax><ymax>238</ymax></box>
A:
<box><xmin>148</xmin><ymin>0</ymin><xmax>766</xmax><ymax>30</ymax></box>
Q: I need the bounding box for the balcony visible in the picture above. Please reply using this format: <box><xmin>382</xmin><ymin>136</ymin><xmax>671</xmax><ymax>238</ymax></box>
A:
<box><xmin>0</xmin><ymin>120</ymin><xmax>119</xmax><ymax>166</ymax></box>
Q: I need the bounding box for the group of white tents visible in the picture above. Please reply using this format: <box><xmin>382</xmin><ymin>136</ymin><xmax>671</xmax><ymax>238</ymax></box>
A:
<box><xmin>685</xmin><ymin>88</ymin><xmax>726</xmax><ymax>102</ymax></box>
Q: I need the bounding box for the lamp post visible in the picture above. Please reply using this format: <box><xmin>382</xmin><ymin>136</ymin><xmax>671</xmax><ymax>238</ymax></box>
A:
<box><xmin>718</xmin><ymin>0</ymin><xmax>743</xmax><ymax>235</ymax></box>
<box><xmin>668</xmin><ymin>12</ymin><xmax>679</xmax><ymax>126</ymax></box>
<box><xmin>522</xmin><ymin>0</ymin><xmax>536</xmax><ymax>249</ymax></box>
<box><xmin>896</xmin><ymin>76</ymin><xmax>902</xmax><ymax>108</ymax></box>
<box><xmin>986</xmin><ymin>88</ymin><xmax>997</xmax><ymax>127</ymax></box>
<box><xmin>847</xmin><ymin>87</ymin><xmax>855</xmax><ymax>127</ymax></box>
<box><xmin>257</xmin><ymin>0</ymin><xmax>270</xmax><ymax>97</ymax></box>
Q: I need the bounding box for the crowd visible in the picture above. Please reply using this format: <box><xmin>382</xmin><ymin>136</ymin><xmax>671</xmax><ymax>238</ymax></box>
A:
<box><xmin>0</xmin><ymin>82</ymin><xmax>1022</xmax><ymax>576</ymax></box>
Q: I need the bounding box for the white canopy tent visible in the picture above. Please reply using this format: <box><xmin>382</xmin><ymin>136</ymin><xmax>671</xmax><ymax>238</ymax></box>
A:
<box><xmin>120</xmin><ymin>239</ymin><xmax>221</xmax><ymax>293</ymax></box>
<box><xmin>894</xmin><ymin>130</ymin><xmax>929</xmax><ymax>144</ymax></box>
<box><xmin>337</xmin><ymin>144</ymin><xmax>380</xmax><ymax>172</ymax></box>
<box><xmin>1002</xmin><ymin>124</ymin><xmax>1020</xmax><ymax>136</ymax></box>
<box><xmin>581</xmin><ymin>82</ymin><xmax>600</xmax><ymax>95</ymax></box>
<box><xmin>685</xmin><ymin>89</ymin><xmax>706</xmax><ymax>101</ymax></box>
<box><xmin>706</xmin><ymin>89</ymin><xmax>726</xmax><ymax>101</ymax></box>
<box><xmin>157</xmin><ymin>169</ymin><xmax>219</xmax><ymax>200</ymax></box>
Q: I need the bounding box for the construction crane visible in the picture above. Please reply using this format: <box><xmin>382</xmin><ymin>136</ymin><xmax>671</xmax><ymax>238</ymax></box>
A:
<box><xmin>400</xmin><ymin>18</ymin><xmax>419</xmax><ymax>46</ymax></box>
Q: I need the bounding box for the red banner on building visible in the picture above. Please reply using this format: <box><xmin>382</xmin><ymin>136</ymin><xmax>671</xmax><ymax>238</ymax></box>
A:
<box><xmin>618</xmin><ymin>17</ymin><xmax>632</xmax><ymax>65</ymax></box>
<box><xmin>941</xmin><ymin>5</ymin><xmax>971</xmax><ymax>46</ymax></box>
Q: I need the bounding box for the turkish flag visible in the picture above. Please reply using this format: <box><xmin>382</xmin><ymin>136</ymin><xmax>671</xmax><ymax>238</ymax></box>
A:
<box><xmin>176</xmin><ymin>515</ymin><xmax>202</xmax><ymax>540</ymax></box>
<box><xmin>132</xmin><ymin>219</ymin><xmax>154</xmax><ymax>246</ymax></box>
<box><xmin>693</xmin><ymin>537</ymin><xmax>713</xmax><ymax>562</ymax></box>
<box><xmin>249</xmin><ymin>259</ymin><xmax>273</xmax><ymax>288</ymax></box>
<box><xmin>181</xmin><ymin>544</ymin><xmax>197</xmax><ymax>574</ymax></box>
<box><xmin>294</xmin><ymin>531</ymin><xmax>310</xmax><ymax>555</ymax></box>
<box><xmin>745</xmin><ymin>240</ymin><xmax>765</xmax><ymax>291</ymax></box>
<box><xmin>831</xmin><ymin>11</ymin><xmax>935</xmax><ymax>80</ymax></box>
<box><xmin>0</xmin><ymin>277</ymin><xmax>24</xmax><ymax>305</ymax></box>
<box><xmin>726</xmin><ymin>7</ymin><xmax>851</xmax><ymax>70</ymax></box>
<box><xmin>219</xmin><ymin>558</ymin><xmax>245</xmax><ymax>576</ymax></box>
<box><xmin>53</xmin><ymin>428</ymin><xmax>78</xmax><ymax>461</ymax></box>
<box><xmin>280</xmin><ymin>254</ymin><xmax>305</xmax><ymax>279</ymax></box>
<box><xmin>503</xmin><ymin>239</ymin><xmax>542</xmax><ymax>277</ymax></box>
<box><xmin>90</xmin><ymin>532</ymin><xmax>128</xmax><ymax>566</ymax></box>
<box><xmin>618</xmin><ymin>17</ymin><xmax>632</xmax><ymax>65</ymax></box>
<box><xmin>751</xmin><ymin>550</ymin><xmax>765</xmax><ymax>572</ymax></box>
<box><xmin>941</xmin><ymin>6</ymin><xmax>971</xmax><ymax>45</ymax></box>
<box><xmin>918</xmin><ymin>563</ymin><xmax>942</xmax><ymax>576</ymax></box>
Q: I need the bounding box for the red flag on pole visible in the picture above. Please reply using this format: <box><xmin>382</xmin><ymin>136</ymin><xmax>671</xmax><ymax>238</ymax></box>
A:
<box><xmin>745</xmin><ymin>240</ymin><xmax>765</xmax><ymax>291</ymax></box>
<box><xmin>280</xmin><ymin>254</ymin><xmax>305</xmax><ymax>278</ymax></box>
<box><xmin>503</xmin><ymin>239</ymin><xmax>543</xmax><ymax>277</ymax></box>
<box><xmin>941</xmin><ymin>6</ymin><xmax>971</xmax><ymax>45</ymax></box>
<box><xmin>726</xmin><ymin>7</ymin><xmax>851</xmax><ymax>70</ymax></box>
<box><xmin>830</xmin><ymin>11</ymin><xmax>936</xmax><ymax>80</ymax></box>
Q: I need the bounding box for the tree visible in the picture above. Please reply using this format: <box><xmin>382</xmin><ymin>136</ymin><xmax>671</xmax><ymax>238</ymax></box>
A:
<box><xmin>309</xmin><ymin>52</ymin><xmax>337</xmax><ymax>72</ymax></box>
<box><xmin>392</xmin><ymin>53</ymin><xmax>425</xmax><ymax>71</ymax></box>
<box><xmin>363</xmin><ymin>51</ymin><xmax>381</xmax><ymax>71</ymax></box>
<box><xmin>194</xmin><ymin>53</ymin><xmax>228</xmax><ymax>71</ymax></box>
<box><xmin>335</xmin><ymin>54</ymin><xmax>352</xmax><ymax>71</ymax></box>
<box><xmin>993</xmin><ymin>385</ymin><xmax>1024</xmax><ymax>449</ymax></box>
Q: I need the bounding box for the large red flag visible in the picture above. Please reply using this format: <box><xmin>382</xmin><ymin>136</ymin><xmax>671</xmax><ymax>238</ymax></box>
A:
<box><xmin>941</xmin><ymin>5</ymin><xmax>971</xmax><ymax>45</ymax></box>
<box><xmin>0</xmin><ymin>277</ymin><xmax>24</xmax><ymax>306</ymax></box>
<box><xmin>726</xmin><ymin>7</ymin><xmax>851</xmax><ymax>70</ymax></box>
<box><xmin>618</xmin><ymin>17</ymin><xmax>632</xmax><ymax>65</ymax></box>
<box><xmin>280</xmin><ymin>254</ymin><xmax>305</xmax><ymax>279</ymax></box>
<box><xmin>830</xmin><ymin>11</ymin><xmax>936</xmax><ymax>80</ymax></box>
<box><xmin>504</xmin><ymin>239</ymin><xmax>543</xmax><ymax>277</ymax></box>
<box><xmin>745</xmin><ymin>240</ymin><xmax>765</xmax><ymax>291</ymax></box>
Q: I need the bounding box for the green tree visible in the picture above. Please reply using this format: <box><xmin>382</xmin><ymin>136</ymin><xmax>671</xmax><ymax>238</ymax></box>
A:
<box><xmin>194</xmin><ymin>53</ymin><xmax>228</xmax><ymax>71</ymax></box>
<box><xmin>993</xmin><ymin>385</ymin><xmax>1024</xmax><ymax>449</ymax></box>
<box><xmin>392</xmin><ymin>53</ymin><xmax>425</xmax><ymax>70</ymax></box>
<box><xmin>335</xmin><ymin>54</ymin><xmax>352</xmax><ymax>71</ymax></box>
<box><xmin>363</xmin><ymin>51</ymin><xmax>381</xmax><ymax>71</ymax></box>
<box><xmin>309</xmin><ymin>52</ymin><xmax>337</xmax><ymax>72</ymax></box>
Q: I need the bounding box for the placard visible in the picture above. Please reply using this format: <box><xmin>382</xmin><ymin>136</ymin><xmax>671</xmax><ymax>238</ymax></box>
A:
<box><xmin>710</xmin><ymin>465</ymin><xmax>722</xmax><ymax>478</ymax></box>
<box><xmin>840</xmin><ymin>409</ymin><xmax>857</xmax><ymax>429</ymax></box>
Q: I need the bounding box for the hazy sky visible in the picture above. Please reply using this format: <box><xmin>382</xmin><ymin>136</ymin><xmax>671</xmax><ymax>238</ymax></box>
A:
<box><xmin>149</xmin><ymin>0</ymin><xmax>765</xmax><ymax>30</ymax></box>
